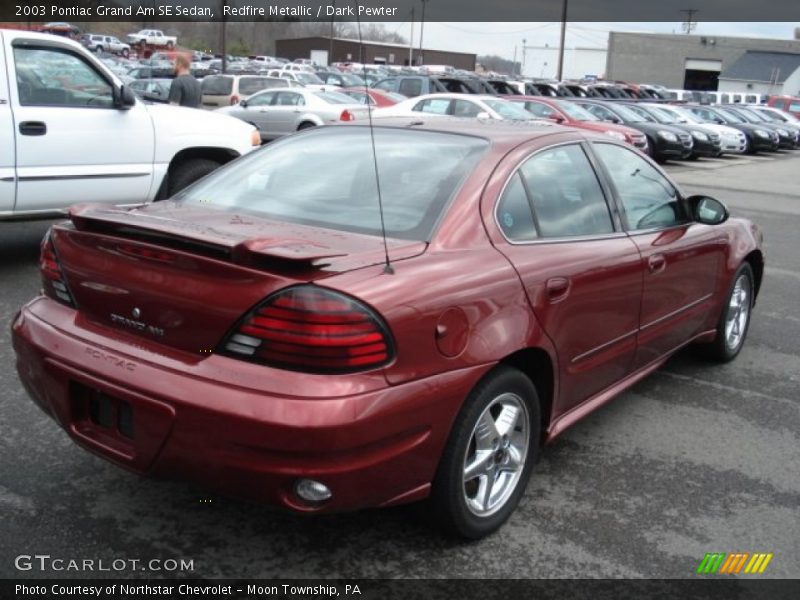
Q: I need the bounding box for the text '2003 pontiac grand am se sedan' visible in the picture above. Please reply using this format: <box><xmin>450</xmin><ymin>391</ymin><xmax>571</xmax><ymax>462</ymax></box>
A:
<box><xmin>12</xmin><ymin>119</ymin><xmax>764</xmax><ymax>539</ymax></box>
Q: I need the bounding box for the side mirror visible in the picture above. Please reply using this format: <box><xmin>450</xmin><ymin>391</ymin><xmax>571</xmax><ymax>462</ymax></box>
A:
<box><xmin>548</xmin><ymin>114</ymin><xmax>565</xmax><ymax>123</ymax></box>
<box><xmin>689</xmin><ymin>195</ymin><xmax>729</xmax><ymax>225</ymax></box>
<box><xmin>115</xmin><ymin>84</ymin><xmax>136</xmax><ymax>109</ymax></box>
<box><xmin>239</xmin><ymin>99</ymin><xmax>248</xmax><ymax>108</ymax></box>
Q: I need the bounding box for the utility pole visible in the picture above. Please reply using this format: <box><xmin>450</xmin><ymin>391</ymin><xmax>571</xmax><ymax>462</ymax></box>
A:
<box><xmin>556</xmin><ymin>0</ymin><xmax>568</xmax><ymax>81</ymax></box>
<box><xmin>512</xmin><ymin>45</ymin><xmax>517</xmax><ymax>76</ymax></box>
<box><xmin>220</xmin><ymin>0</ymin><xmax>227</xmax><ymax>73</ymax></box>
<box><xmin>408</xmin><ymin>7</ymin><xmax>415</xmax><ymax>66</ymax></box>
<box><xmin>681</xmin><ymin>9</ymin><xmax>698</xmax><ymax>34</ymax></box>
<box><xmin>329</xmin><ymin>0</ymin><xmax>335</xmax><ymax>66</ymax></box>
<box><xmin>419</xmin><ymin>0</ymin><xmax>429</xmax><ymax>66</ymax></box>
<box><xmin>521</xmin><ymin>38</ymin><xmax>527</xmax><ymax>77</ymax></box>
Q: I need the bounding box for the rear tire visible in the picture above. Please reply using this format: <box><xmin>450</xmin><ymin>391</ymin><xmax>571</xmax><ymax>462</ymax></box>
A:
<box><xmin>430</xmin><ymin>366</ymin><xmax>540</xmax><ymax>539</ymax></box>
<box><xmin>167</xmin><ymin>158</ymin><xmax>221</xmax><ymax>196</ymax></box>
<box><xmin>297</xmin><ymin>121</ymin><xmax>316</xmax><ymax>130</ymax></box>
<box><xmin>702</xmin><ymin>263</ymin><xmax>754</xmax><ymax>362</ymax></box>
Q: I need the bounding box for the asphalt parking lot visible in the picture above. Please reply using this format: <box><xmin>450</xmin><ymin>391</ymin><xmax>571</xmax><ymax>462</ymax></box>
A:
<box><xmin>1</xmin><ymin>151</ymin><xmax>798</xmax><ymax>580</ymax></box>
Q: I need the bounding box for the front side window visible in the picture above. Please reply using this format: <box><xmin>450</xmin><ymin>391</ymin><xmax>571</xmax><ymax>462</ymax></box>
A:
<box><xmin>14</xmin><ymin>47</ymin><xmax>113</xmax><ymax>107</ymax></box>
<box><xmin>515</xmin><ymin>144</ymin><xmax>614</xmax><ymax>238</ymax></box>
<box><xmin>592</xmin><ymin>143</ymin><xmax>685</xmax><ymax>231</ymax></box>
<box><xmin>520</xmin><ymin>101</ymin><xmax>554</xmax><ymax>118</ymax></box>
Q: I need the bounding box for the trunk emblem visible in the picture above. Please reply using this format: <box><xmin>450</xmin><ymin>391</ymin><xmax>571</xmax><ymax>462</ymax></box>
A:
<box><xmin>132</xmin><ymin>307</ymin><xmax>142</xmax><ymax>319</ymax></box>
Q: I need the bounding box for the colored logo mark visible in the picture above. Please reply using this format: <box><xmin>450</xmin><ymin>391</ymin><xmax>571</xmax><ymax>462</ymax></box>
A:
<box><xmin>697</xmin><ymin>552</ymin><xmax>773</xmax><ymax>575</ymax></box>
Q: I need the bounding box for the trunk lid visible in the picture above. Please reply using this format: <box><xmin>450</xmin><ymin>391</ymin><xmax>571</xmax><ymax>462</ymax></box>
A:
<box><xmin>53</xmin><ymin>202</ymin><xmax>425</xmax><ymax>354</ymax></box>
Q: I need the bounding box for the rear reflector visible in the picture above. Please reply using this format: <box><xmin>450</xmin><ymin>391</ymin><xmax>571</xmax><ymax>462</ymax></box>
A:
<box><xmin>40</xmin><ymin>231</ymin><xmax>74</xmax><ymax>307</ymax></box>
<box><xmin>219</xmin><ymin>285</ymin><xmax>394</xmax><ymax>374</ymax></box>
<box><xmin>339</xmin><ymin>109</ymin><xmax>355</xmax><ymax>122</ymax></box>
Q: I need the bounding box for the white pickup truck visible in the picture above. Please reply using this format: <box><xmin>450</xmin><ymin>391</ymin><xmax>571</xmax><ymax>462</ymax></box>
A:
<box><xmin>0</xmin><ymin>29</ymin><xmax>260</xmax><ymax>220</ymax></box>
<box><xmin>127</xmin><ymin>29</ymin><xmax>178</xmax><ymax>48</ymax></box>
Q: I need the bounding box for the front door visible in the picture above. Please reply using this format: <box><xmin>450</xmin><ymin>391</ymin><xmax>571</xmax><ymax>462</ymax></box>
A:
<box><xmin>0</xmin><ymin>36</ymin><xmax>15</xmax><ymax>214</ymax></box>
<box><xmin>591</xmin><ymin>142</ymin><xmax>724</xmax><ymax>367</ymax></box>
<box><xmin>8</xmin><ymin>38</ymin><xmax>154</xmax><ymax>214</ymax></box>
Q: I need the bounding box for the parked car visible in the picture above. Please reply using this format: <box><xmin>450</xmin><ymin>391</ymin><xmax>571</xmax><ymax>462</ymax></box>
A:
<box><xmin>81</xmin><ymin>34</ymin><xmax>131</xmax><ymax>57</ymax></box>
<box><xmin>0</xmin><ymin>28</ymin><xmax>260</xmax><ymax>220</ymax></box>
<box><xmin>339</xmin><ymin>88</ymin><xmax>406</xmax><ymax>107</ymax></box>
<box><xmin>570</xmin><ymin>99</ymin><xmax>693</xmax><ymax>162</ymax></box>
<box><xmin>509</xmin><ymin>96</ymin><xmax>649</xmax><ymax>153</ymax></box>
<box><xmin>370</xmin><ymin>75</ymin><xmax>484</xmax><ymax>98</ymax></box>
<box><xmin>265</xmin><ymin>69</ymin><xmax>326</xmax><ymax>88</ymax></box>
<box><xmin>12</xmin><ymin>119</ymin><xmax>763</xmax><ymax>539</ymax></box>
<box><xmin>376</xmin><ymin>93</ymin><xmax>536</xmax><ymax>121</ymax></box>
<box><xmin>653</xmin><ymin>104</ymin><xmax>748</xmax><ymax>154</ymax></box>
<box><xmin>126</xmin><ymin>66</ymin><xmax>174</xmax><ymax>80</ymax></box>
<box><xmin>749</xmin><ymin>105</ymin><xmax>800</xmax><ymax>144</ymax></box>
<box><xmin>621</xmin><ymin>103</ymin><xmax>723</xmax><ymax>158</ymax></box>
<box><xmin>200</xmin><ymin>75</ymin><xmax>289</xmax><ymax>108</ymax></box>
<box><xmin>723</xmin><ymin>105</ymin><xmax>798</xmax><ymax>149</ymax></box>
<box><xmin>685</xmin><ymin>105</ymin><xmax>779</xmax><ymax>154</ymax></box>
<box><xmin>767</xmin><ymin>95</ymin><xmax>800</xmax><ymax>118</ymax></box>
<box><xmin>216</xmin><ymin>88</ymin><xmax>368</xmax><ymax>141</ymax></box>
<box><xmin>127</xmin><ymin>29</ymin><xmax>177</xmax><ymax>48</ymax></box>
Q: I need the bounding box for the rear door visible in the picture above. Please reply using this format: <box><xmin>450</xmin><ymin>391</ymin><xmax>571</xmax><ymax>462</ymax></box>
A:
<box><xmin>0</xmin><ymin>34</ymin><xmax>15</xmax><ymax>214</ymax></box>
<box><xmin>270</xmin><ymin>91</ymin><xmax>306</xmax><ymax>135</ymax></box>
<box><xmin>8</xmin><ymin>37</ymin><xmax>155</xmax><ymax>214</ymax></box>
<box><xmin>491</xmin><ymin>142</ymin><xmax>643</xmax><ymax>411</ymax></box>
<box><xmin>591</xmin><ymin>142</ymin><xmax>724</xmax><ymax>367</ymax></box>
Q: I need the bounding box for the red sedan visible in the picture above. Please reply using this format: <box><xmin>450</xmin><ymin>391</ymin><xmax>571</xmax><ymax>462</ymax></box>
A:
<box><xmin>509</xmin><ymin>95</ymin><xmax>650</xmax><ymax>154</ymax></box>
<box><xmin>339</xmin><ymin>87</ymin><xmax>406</xmax><ymax>107</ymax></box>
<box><xmin>12</xmin><ymin>120</ymin><xmax>763</xmax><ymax>539</ymax></box>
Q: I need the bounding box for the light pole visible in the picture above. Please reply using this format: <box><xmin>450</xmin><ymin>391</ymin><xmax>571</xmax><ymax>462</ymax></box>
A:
<box><xmin>419</xmin><ymin>0</ymin><xmax>429</xmax><ymax>66</ymax></box>
<box><xmin>521</xmin><ymin>38</ymin><xmax>527</xmax><ymax>77</ymax></box>
<box><xmin>556</xmin><ymin>0</ymin><xmax>568</xmax><ymax>81</ymax></box>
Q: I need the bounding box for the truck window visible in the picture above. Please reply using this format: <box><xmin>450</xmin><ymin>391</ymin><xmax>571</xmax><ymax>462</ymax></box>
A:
<box><xmin>14</xmin><ymin>47</ymin><xmax>114</xmax><ymax>108</ymax></box>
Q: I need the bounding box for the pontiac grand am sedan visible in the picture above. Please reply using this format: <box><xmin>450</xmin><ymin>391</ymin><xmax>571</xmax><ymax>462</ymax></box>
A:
<box><xmin>12</xmin><ymin>119</ymin><xmax>763</xmax><ymax>539</ymax></box>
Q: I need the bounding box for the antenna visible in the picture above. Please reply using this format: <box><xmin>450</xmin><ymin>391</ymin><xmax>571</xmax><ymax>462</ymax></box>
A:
<box><xmin>353</xmin><ymin>2</ymin><xmax>394</xmax><ymax>274</ymax></box>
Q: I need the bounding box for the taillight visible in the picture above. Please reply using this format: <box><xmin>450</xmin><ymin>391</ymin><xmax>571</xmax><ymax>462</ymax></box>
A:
<box><xmin>231</xmin><ymin>95</ymin><xmax>240</xmax><ymax>105</ymax></box>
<box><xmin>40</xmin><ymin>232</ymin><xmax>74</xmax><ymax>307</ymax></box>
<box><xmin>219</xmin><ymin>285</ymin><xmax>394</xmax><ymax>374</ymax></box>
<box><xmin>339</xmin><ymin>109</ymin><xmax>355</xmax><ymax>122</ymax></box>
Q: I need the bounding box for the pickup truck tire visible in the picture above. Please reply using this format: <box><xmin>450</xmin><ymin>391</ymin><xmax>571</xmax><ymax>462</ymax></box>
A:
<box><xmin>166</xmin><ymin>41</ymin><xmax>175</xmax><ymax>49</ymax></box>
<box><xmin>121</xmin><ymin>49</ymin><xmax>130</xmax><ymax>58</ymax></box>
<box><xmin>167</xmin><ymin>158</ymin><xmax>220</xmax><ymax>196</ymax></box>
<box><xmin>95</xmin><ymin>46</ymin><xmax>104</xmax><ymax>54</ymax></box>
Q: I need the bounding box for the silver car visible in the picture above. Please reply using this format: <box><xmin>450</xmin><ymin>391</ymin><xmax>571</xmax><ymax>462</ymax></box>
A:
<box><xmin>216</xmin><ymin>88</ymin><xmax>368</xmax><ymax>141</ymax></box>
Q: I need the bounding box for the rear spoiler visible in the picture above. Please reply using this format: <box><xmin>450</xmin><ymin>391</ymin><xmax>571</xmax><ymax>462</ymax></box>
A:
<box><xmin>68</xmin><ymin>204</ymin><xmax>345</xmax><ymax>269</ymax></box>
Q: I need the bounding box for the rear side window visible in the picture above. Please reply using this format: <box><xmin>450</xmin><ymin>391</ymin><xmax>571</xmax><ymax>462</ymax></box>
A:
<box><xmin>497</xmin><ymin>173</ymin><xmax>537</xmax><ymax>241</ymax></box>
<box><xmin>239</xmin><ymin>77</ymin><xmax>271</xmax><ymax>96</ymax></box>
<box><xmin>399</xmin><ymin>78</ymin><xmax>423</xmax><ymax>97</ymax></box>
<box><xmin>520</xmin><ymin>145</ymin><xmax>613</xmax><ymax>238</ymax></box>
<box><xmin>202</xmin><ymin>76</ymin><xmax>233</xmax><ymax>95</ymax></box>
<box><xmin>177</xmin><ymin>128</ymin><xmax>489</xmax><ymax>242</ymax></box>
<box><xmin>414</xmin><ymin>98</ymin><xmax>451</xmax><ymax>115</ymax></box>
<box><xmin>501</xmin><ymin>145</ymin><xmax>614</xmax><ymax>239</ymax></box>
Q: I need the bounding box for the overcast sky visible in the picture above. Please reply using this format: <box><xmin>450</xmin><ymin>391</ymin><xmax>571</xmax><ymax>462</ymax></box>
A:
<box><xmin>384</xmin><ymin>22</ymin><xmax>799</xmax><ymax>58</ymax></box>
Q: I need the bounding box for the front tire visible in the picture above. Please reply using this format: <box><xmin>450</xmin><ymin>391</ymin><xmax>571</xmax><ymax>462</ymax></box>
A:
<box><xmin>704</xmin><ymin>263</ymin><xmax>754</xmax><ymax>362</ymax></box>
<box><xmin>431</xmin><ymin>366</ymin><xmax>540</xmax><ymax>539</ymax></box>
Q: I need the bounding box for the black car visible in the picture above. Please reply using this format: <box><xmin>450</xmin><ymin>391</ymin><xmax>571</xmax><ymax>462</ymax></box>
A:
<box><xmin>685</xmin><ymin>105</ymin><xmax>779</xmax><ymax>154</ymax></box>
<box><xmin>622</xmin><ymin>102</ymin><xmax>723</xmax><ymax>158</ymax></box>
<box><xmin>724</xmin><ymin>106</ymin><xmax>798</xmax><ymax>150</ymax></box>
<box><xmin>570</xmin><ymin>99</ymin><xmax>692</xmax><ymax>162</ymax></box>
<box><xmin>373</xmin><ymin>75</ymin><xmax>484</xmax><ymax>97</ymax></box>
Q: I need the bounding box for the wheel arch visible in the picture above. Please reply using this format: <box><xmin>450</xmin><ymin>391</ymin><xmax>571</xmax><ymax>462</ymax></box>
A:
<box><xmin>744</xmin><ymin>249</ymin><xmax>764</xmax><ymax>302</ymax></box>
<box><xmin>156</xmin><ymin>147</ymin><xmax>241</xmax><ymax>199</ymax></box>
<box><xmin>498</xmin><ymin>347</ymin><xmax>556</xmax><ymax>445</ymax></box>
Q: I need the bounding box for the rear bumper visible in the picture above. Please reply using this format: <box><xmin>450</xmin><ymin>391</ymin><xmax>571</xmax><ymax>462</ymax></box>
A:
<box><xmin>12</xmin><ymin>297</ymin><xmax>486</xmax><ymax>513</ymax></box>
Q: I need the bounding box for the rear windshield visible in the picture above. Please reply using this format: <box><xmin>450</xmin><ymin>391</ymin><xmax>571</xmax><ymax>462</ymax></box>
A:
<box><xmin>239</xmin><ymin>77</ymin><xmax>272</xmax><ymax>96</ymax></box>
<box><xmin>201</xmin><ymin>76</ymin><xmax>233</xmax><ymax>95</ymax></box>
<box><xmin>177</xmin><ymin>128</ymin><xmax>489</xmax><ymax>241</ymax></box>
